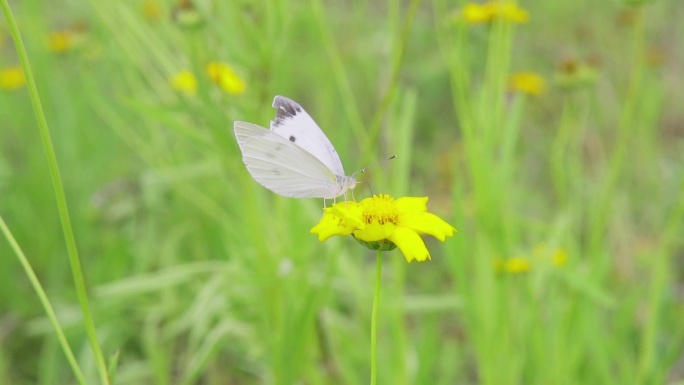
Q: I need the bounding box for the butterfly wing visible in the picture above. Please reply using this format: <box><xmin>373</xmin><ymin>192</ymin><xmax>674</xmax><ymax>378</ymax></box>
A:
<box><xmin>270</xmin><ymin>95</ymin><xmax>346</xmax><ymax>176</ymax></box>
<box><xmin>234</xmin><ymin>121</ymin><xmax>340</xmax><ymax>198</ymax></box>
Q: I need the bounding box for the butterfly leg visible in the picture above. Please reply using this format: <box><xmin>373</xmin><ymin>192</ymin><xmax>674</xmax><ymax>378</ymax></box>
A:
<box><xmin>356</xmin><ymin>181</ymin><xmax>373</xmax><ymax>197</ymax></box>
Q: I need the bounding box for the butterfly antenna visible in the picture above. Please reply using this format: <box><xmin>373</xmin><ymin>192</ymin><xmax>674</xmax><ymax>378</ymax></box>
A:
<box><xmin>352</xmin><ymin>155</ymin><xmax>396</xmax><ymax>177</ymax></box>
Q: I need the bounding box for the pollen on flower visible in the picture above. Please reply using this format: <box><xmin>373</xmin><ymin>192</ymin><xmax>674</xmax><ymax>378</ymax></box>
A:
<box><xmin>362</xmin><ymin>194</ymin><xmax>399</xmax><ymax>225</ymax></box>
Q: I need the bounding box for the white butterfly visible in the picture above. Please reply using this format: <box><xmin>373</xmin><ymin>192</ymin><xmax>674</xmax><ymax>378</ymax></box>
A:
<box><xmin>234</xmin><ymin>96</ymin><xmax>357</xmax><ymax>200</ymax></box>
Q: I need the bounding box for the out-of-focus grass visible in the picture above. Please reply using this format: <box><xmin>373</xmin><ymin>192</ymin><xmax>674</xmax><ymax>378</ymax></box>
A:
<box><xmin>1</xmin><ymin>0</ymin><xmax>683</xmax><ymax>384</ymax></box>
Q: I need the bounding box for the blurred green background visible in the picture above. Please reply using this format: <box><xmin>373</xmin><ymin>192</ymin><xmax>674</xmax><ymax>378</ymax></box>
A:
<box><xmin>1</xmin><ymin>0</ymin><xmax>683</xmax><ymax>384</ymax></box>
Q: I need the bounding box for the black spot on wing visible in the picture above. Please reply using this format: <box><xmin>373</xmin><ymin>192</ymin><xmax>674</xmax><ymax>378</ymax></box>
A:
<box><xmin>289</xmin><ymin>135</ymin><xmax>296</xmax><ymax>142</ymax></box>
<box><xmin>272</xmin><ymin>96</ymin><xmax>303</xmax><ymax>127</ymax></box>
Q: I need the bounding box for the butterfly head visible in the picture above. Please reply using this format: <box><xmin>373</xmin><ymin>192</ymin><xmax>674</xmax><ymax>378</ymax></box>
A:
<box><xmin>332</xmin><ymin>174</ymin><xmax>357</xmax><ymax>198</ymax></box>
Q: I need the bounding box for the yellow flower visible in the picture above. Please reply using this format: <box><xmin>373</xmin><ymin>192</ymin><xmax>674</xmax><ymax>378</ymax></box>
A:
<box><xmin>496</xmin><ymin>245</ymin><xmax>568</xmax><ymax>274</ymax></box>
<box><xmin>495</xmin><ymin>1</ymin><xmax>529</xmax><ymax>23</ymax></box>
<box><xmin>502</xmin><ymin>257</ymin><xmax>532</xmax><ymax>274</ymax></box>
<box><xmin>459</xmin><ymin>1</ymin><xmax>529</xmax><ymax>24</ymax></box>
<box><xmin>170</xmin><ymin>70</ymin><xmax>198</xmax><ymax>96</ymax></box>
<box><xmin>310</xmin><ymin>195</ymin><xmax>456</xmax><ymax>263</ymax></box>
<box><xmin>0</xmin><ymin>66</ymin><xmax>25</xmax><ymax>90</ymax></box>
<box><xmin>206</xmin><ymin>62</ymin><xmax>246</xmax><ymax>95</ymax></box>
<box><xmin>462</xmin><ymin>3</ymin><xmax>492</xmax><ymax>24</ymax></box>
<box><xmin>533</xmin><ymin>244</ymin><xmax>568</xmax><ymax>267</ymax></box>
<box><xmin>46</xmin><ymin>27</ymin><xmax>87</xmax><ymax>54</ymax></box>
<box><xmin>143</xmin><ymin>0</ymin><xmax>162</xmax><ymax>21</ymax></box>
<box><xmin>170</xmin><ymin>62</ymin><xmax>246</xmax><ymax>96</ymax></box>
<box><xmin>508</xmin><ymin>71</ymin><xmax>547</xmax><ymax>96</ymax></box>
<box><xmin>47</xmin><ymin>31</ymin><xmax>72</xmax><ymax>53</ymax></box>
<box><xmin>551</xmin><ymin>248</ymin><xmax>568</xmax><ymax>267</ymax></box>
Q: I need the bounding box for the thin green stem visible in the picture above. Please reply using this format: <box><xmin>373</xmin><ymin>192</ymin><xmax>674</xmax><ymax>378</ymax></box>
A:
<box><xmin>589</xmin><ymin>7</ymin><xmax>645</xmax><ymax>253</ymax></box>
<box><xmin>0</xmin><ymin>215</ymin><xmax>87</xmax><ymax>385</ymax></box>
<box><xmin>370</xmin><ymin>250</ymin><xmax>383</xmax><ymax>385</ymax></box>
<box><xmin>636</xmin><ymin>178</ymin><xmax>684</xmax><ymax>382</ymax></box>
<box><xmin>0</xmin><ymin>2</ymin><xmax>109</xmax><ymax>384</ymax></box>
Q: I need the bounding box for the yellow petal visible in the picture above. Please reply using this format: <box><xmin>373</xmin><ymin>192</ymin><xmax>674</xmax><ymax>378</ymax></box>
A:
<box><xmin>353</xmin><ymin>221</ymin><xmax>395</xmax><ymax>243</ymax></box>
<box><xmin>310</xmin><ymin>211</ymin><xmax>354</xmax><ymax>241</ymax></box>
<box><xmin>395</xmin><ymin>196</ymin><xmax>428</xmax><ymax>215</ymax></box>
<box><xmin>398</xmin><ymin>212</ymin><xmax>456</xmax><ymax>241</ymax></box>
<box><xmin>388</xmin><ymin>226</ymin><xmax>431</xmax><ymax>263</ymax></box>
<box><xmin>330</xmin><ymin>201</ymin><xmax>364</xmax><ymax>228</ymax></box>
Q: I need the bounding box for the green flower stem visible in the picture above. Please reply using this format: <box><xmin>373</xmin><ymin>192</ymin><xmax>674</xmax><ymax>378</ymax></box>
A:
<box><xmin>370</xmin><ymin>250</ymin><xmax>383</xmax><ymax>385</ymax></box>
<box><xmin>0</xmin><ymin>215</ymin><xmax>86</xmax><ymax>385</ymax></box>
<box><xmin>0</xmin><ymin>2</ymin><xmax>109</xmax><ymax>384</ymax></box>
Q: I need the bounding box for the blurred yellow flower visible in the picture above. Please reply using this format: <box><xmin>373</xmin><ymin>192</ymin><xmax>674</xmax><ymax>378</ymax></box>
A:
<box><xmin>496</xmin><ymin>1</ymin><xmax>529</xmax><ymax>23</ymax></box>
<box><xmin>462</xmin><ymin>3</ymin><xmax>492</xmax><ymax>23</ymax></box>
<box><xmin>170</xmin><ymin>62</ymin><xmax>246</xmax><ymax>96</ymax></box>
<box><xmin>508</xmin><ymin>71</ymin><xmax>547</xmax><ymax>96</ymax></box>
<box><xmin>206</xmin><ymin>62</ymin><xmax>246</xmax><ymax>95</ymax></box>
<box><xmin>497</xmin><ymin>257</ymin><xmax>531</xmax><ymax>274</ymax></box>
<box><xmin>533</xmin><ymin>244</ymin><xmax>568</xmax><ymax>267</ymax></box>
<box><xmin>46</xmin><ymin>27</ymin><xmax>87</xmax><ymax>53</ymax></box>
<box><xmin>170</xmin><ymin>70</ymin><xmax>198</xmax><ymax>96</ymax></box>
<box><xmin>0</xmin><ymin>66</ymin><xmax>25</xmax><ymax>90</ymax></box>
<box><xmin>47</xmin><ymin>31</ymin><xmax>72</xmax><ymax>53</ymax></box>
<box><xmin>143</xmin><ymin>0</ymin><xmax>162</xmax><ymax>20</ymax></box>
<box><xmin>551</xmin><ymin>248</ymin><xmax>568</xmax><ymax>267</ymax></box>
<box><xmin>497</xmin><ymin>245</ymin><xmax>568</xmax><ymax>274</ymax></box>
<box><xmin>459</xmin><ymin>1</ymin><xmax>529</xmax><ymax>24</ymax></box>
<box><xmin>311</xmin><ymin>195</ymin><xmax>456</xmax><ymax>263</ymax></box>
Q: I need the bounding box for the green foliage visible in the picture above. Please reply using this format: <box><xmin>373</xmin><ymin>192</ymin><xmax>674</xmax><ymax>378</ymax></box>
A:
<box><xmin>1</xmin><ymin>0</ymin><xmax>682</xmax><ymax>384</ymax></box>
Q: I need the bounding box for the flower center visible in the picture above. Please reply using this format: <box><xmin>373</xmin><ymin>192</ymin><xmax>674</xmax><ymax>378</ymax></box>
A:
<box><xmin>362</xmin><ymin>194</ymin><xmax>399</xmax><ymax>225</ymax></box>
